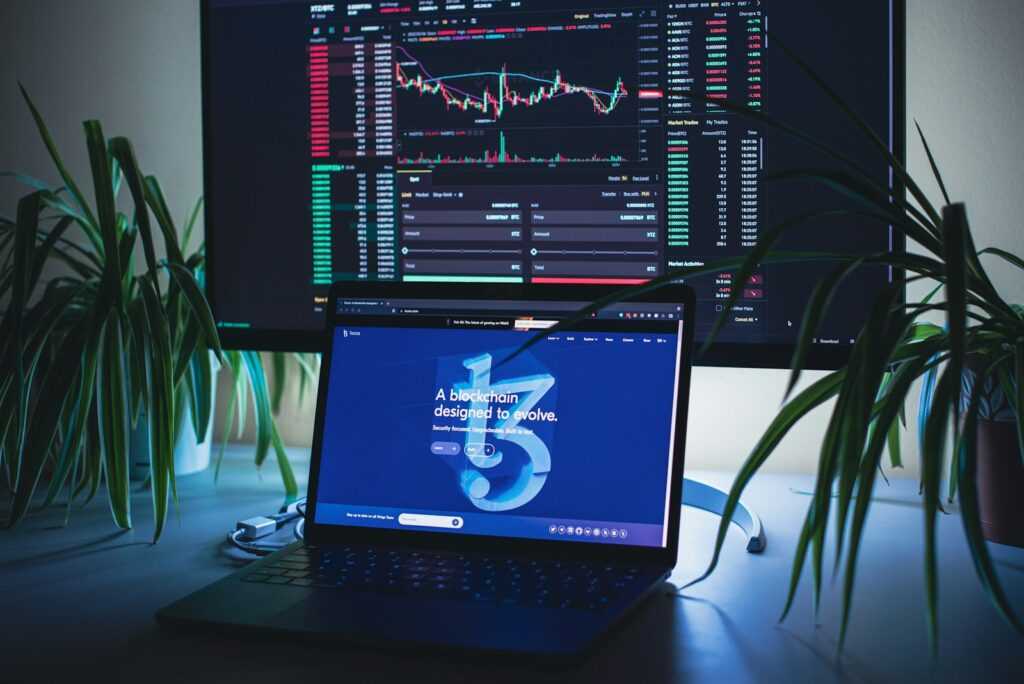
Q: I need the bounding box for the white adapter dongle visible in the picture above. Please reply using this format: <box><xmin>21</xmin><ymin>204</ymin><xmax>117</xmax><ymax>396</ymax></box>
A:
<box><xmin>236</xmin><ymin>516</ymin><xmax>277</xmax><ymax>540</ymax></box>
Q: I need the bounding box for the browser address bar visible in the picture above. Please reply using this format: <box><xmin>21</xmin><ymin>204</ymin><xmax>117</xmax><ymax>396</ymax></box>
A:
<box><xmin>513</xmin><ymin>319</ymin><xmax>559</xmax><ymax>331</ymax></box>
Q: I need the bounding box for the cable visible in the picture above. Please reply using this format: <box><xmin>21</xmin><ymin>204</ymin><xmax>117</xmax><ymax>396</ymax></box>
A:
<box><xmin>227</xmin><ymin>498</ymin><xmax>308</xmax><ymax>557</ymax></box>
<box><xmin>293</xmin><ymin>500</ymin><xmax>307</xmax><ymax>540</ymax></box>
<box><xmin>227</xmin><ymin>528</ymin><xmax>278</xmax><ymax>556</ymax></box>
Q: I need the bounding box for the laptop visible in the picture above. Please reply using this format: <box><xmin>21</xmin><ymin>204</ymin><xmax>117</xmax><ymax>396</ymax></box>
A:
<box><xmin>158</xmin><ymin>282</ymin><xmax>695</xmax><ymax>658</ymax></box>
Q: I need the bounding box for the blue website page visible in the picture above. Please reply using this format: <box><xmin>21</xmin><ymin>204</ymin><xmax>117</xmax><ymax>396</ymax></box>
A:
<box><xmin>314</xmin><ymin>324</ymin><xmax>681</xmax><ymax>547</ymax></box>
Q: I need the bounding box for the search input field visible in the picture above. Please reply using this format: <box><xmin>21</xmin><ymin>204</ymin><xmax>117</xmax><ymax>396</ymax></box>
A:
<box><xmin>398</xmin><ymin>513</ymin><xmax>464</xmax><ymax>529</ymax></box>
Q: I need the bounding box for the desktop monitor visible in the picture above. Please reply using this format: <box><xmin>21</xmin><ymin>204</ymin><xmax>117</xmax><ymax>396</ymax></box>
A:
<box><xmin>201</xmin><ymin>0</ymin><xmax>905</xmax><ymax>368</ymax></box>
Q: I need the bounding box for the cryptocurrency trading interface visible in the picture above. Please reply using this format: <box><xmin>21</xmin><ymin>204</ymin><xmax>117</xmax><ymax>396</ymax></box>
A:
<box><xmin>205</xmin><ymin>0</ymin><xmax>898</xmax><ymax>353</ymax></box>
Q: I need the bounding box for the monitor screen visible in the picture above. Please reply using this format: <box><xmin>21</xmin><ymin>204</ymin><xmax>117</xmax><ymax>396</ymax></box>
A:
<box><xmin>310</xmin><ymin>296</ymin><xmax>687</xmax><ymax>548</ymax></box>
<box><xmin>203</xmin><ymin>0</ymin><xmax>903</xmax><ymax>366</ymax></box>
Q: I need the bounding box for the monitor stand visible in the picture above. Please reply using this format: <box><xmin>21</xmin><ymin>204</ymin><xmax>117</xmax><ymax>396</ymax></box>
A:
<box><xmin>682</xmin><ymin>478</ymin><xmax>766</xmax><ymax>553</ymax></box>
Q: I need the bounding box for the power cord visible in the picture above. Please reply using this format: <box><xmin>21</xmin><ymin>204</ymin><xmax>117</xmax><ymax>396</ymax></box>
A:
<box><xmin>294</xmin><ymin>501</ymin><xmax>307</xmax><ymax>541</ymax></box>
<box><xmin>227</xmin><ymin>498</ymin><xmax>307</xmax><ymax>557</ymax></box>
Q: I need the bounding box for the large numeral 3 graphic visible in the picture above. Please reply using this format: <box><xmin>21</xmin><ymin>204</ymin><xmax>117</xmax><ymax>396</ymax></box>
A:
<box><xmin>453</xmin><ymin>353</ymin><xmax>554</xmax><ymax>512</ymax></box>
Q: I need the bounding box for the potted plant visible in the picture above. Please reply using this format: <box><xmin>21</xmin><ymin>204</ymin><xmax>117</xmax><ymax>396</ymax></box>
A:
<box><xmin>0</xmin><ymin>87</ymin><xmax>307</xmax><ymax>539</ymax></box>
<box><xmin>526</xmin><ymin>42</ymin><xmax>1023</xmax><ymax>650</ymax></box>
<box><xmin>957</xmin><ymin>353</ymin><xmax>1023</xmax><ymax>546</ymax></box>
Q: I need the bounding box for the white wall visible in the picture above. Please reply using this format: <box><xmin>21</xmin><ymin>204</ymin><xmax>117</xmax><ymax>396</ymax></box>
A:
<box><xmin>3</xmin><ymin>0</ymin><xmax>1023</xmax><ymax>479</ymax></box>
<box><xmin>0</xmin><ymin>0</ymin><xmax>202</xmax><ymax>232</ymax></box>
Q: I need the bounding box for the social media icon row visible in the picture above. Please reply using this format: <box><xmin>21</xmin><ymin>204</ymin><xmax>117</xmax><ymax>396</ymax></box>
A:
<box><xmin>548</xmin><ymin>525</ymin><xmax>628</xmax><ymax>539</ymax></box>
<box><xmin>618</xmin><ymin>312</ymin><xmax>675</xmax><ymax>320</ymax></box>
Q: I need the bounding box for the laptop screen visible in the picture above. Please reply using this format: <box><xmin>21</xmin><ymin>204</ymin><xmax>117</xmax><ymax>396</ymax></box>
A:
<box><xmin>312</xmin><ymin>297</ymin><xmax>687</xmax><ymax>549</ymax></box>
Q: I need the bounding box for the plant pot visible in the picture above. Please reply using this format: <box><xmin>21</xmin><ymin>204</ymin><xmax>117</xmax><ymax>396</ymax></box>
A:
<box><xmin>129</xmin><ymin>404</ymin><xmax>215</xmax><ymax>481</ymax></box>
<box><xmin>130</xmin><ymin>377</ymin><xmax>217</xmax><ymax>482</ymax></box>
<box><xmin>962</xmin><ymin>363</ymin><xmax>1024</xmax><ymax>547</ymax></box>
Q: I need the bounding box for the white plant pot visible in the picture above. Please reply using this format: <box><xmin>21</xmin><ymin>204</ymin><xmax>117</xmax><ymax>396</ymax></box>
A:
<box><xmin>130</xmin><ymin>361</ymin><xmax>218</xmax><ymax>481</ymax></box>
<box><xmin>173</xmin><ymin>405</ymin><xmax>213</xmax><ymax>476</ymax></box>
<box><xmin>129</xmin><ymin>398</ymin><xmax>216</xmax><ymax>481</ymax></box>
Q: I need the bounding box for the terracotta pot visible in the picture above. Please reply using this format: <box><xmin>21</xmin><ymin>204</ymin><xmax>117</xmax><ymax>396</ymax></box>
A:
<box><xmin>963</xmin><ymin>362</ymin><xmax>1024</xmax><ymax>547</ymax></box>
<box><xmin>976</xmin><ymin>418</ymin><xmax>1024</xmax><ymax>547</ymax></box>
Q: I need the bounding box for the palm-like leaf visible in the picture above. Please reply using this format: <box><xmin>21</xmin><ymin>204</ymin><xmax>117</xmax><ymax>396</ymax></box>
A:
<box><xmin>2</xmin><ymin>87</ymin><xmax>310</xmax><ymax>539</ymax></box>
<box><xmin>520</xmin><ymin>34</ymin><xmax>1024</xmax><ymax>652</ymax></box>
<box><xmin>1</xmin><ymin>88</ymin><xmax>228</xmax><ymax>540</ymax></box>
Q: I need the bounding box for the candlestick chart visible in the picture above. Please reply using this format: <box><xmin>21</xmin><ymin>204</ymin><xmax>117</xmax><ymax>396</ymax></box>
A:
<box><xmin>395</xmin><ymin>49</ymin><xmax>629</xmax><ymax>123</ymax></box>
<box><xmin>394</xmin><ymin>29</ymin><xmax>640</xmax><ymax>166</ymax></box>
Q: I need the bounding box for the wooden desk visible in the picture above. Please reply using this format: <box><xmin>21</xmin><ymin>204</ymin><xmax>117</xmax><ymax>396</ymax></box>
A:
<box><xmin>2</xmin><ymin>447</ymin><xmax>1022</xmax><ymax>682</ymax></box>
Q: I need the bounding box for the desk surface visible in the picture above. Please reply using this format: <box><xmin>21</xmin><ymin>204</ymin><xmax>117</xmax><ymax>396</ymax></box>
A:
<box><xmin>2</xmin><ymin>447</ymin><xmax>1022</xmax><ymax>683</ymax></box>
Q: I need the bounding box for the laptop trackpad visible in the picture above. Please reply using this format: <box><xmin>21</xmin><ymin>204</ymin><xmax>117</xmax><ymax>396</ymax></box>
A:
<box><xmin>272</xmin><ymin>592</ymin><xmax>592</xmax><ymax>653</ymax></box>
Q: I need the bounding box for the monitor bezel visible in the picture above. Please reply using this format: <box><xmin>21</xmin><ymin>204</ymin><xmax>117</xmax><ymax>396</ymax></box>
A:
<box><xmin>302</xmin><ymin>282</ymin><xmax>695</xmax><ymax>567</ymax></box>
<box><xmin>201</xmin><ymin>0</ymin><xmax>907</xmax><ymax>371</ymax></box>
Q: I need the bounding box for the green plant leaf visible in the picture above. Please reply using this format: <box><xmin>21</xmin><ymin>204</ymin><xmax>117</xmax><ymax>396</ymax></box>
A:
<box><xmin>173</xmin><ymin>316</ymin><xmax>202</xmax><ymax>385</ymax></box>
<box><xmin>294</xmin><ymin>353</ymin><xmax>319</xmax><ymax>406</ymax></box>
<box><xmin>6</xmin><ymin>320</ymin><xmax>91</xmax><ymax>527</ymax></box>
<box><xmin>271</xmin><ymin>426</ymin><xmax>299</xmax><ymax>501</ymax></box>
<box><xmin>126</xmin><ymin>299</ymin><xmax>150</xmax><ymax>424</ymax></box>
<box><xmin>118</xmin><ymin>222</ymin><xmax>137</xmax><ymax>285</ymax></box>
<box><xmin>918</xmin><ymin>351</ymin><xmax>940</xmax><ymax>474</ymax></box>
<box><xmin>189</xmin><ymin>350</ymin><xmax>214</xmax><ymax>445</ymax></box>
<box><xmin>786</xmin><ymin>257</ymin><xmax>865</xmax><ymax>401</ymax></box>
<box><xmin>81</xmin><ymin>405</ymin><xmax>103</xmax><ymax>506</ymax></box>
<box><xmin>183</xmin><ymin>196</ymin><xmax>204</xmax><ymax>255</ymax></box>
<box><xmin>27</xmin><ymin>216</ymin><xmax>75</xmax><ymax>289</ymax></box>
<box><xmin>241</xmin><ymin>351</ymin><xmax>273</xmax><ymax>468</ymax></box>
<box><xmin>95</xmin><ymin>310</ymin><xmax>131</xmax><ymax>529</ymax></box>
<box><xmin>777</xmin><ymin>497</ymin><xmax>819</xmax><ymax>623</ymax></box>
<box><xmin>942</xmin><ymin>205</ymin><xmax>969</xmax><ymax>482</ymax></box>
<box><xmin>41</xmin><ymin>229</ymin><xmax>103</xmax><ymax>276</ymax></box>
<box><xmin>42</xmin><ymin>342</ymin><xmax>99</xmax><ymax>509</ymax></box>
<box><xmin>910</xmin><ymin>323</ymin><xmax>944</xmax><ymax>341</ymax></box>
<box><xmin>838</xmin><ymin>355</ymin><xmax>931</xmax><ymax>650</ymax></box>
<box><xmin>143</xmin><ymin>176</ymin><xmax>185</xmax><ymax>265</ymax></box>
<box><xmin>0</xmin><ymin>170</ymin><xmax>56</xmax><ymax>193</ymax></box>
<box><xmin>139</xmin><ymin>276</ymin><xmax>175</xmax><ymax>541</ymax></box>
<box><xmin>921</xmin><ymin>365</ymin><xmax>957</xmax><ymax>654</ymax></box>
<box><xmin>234</xmin><ymin>350</ymin><xmax>298</xmax><ymax>497</ymax></box>
<box><xmin>768</xmin><ymin>168</ymin><xmax>942</xmax><ymax>255</ymax></box>
<box><xmin>1016</xmin><ymin>343</ymin><xmax>1024</xmax><ymax>465</ymax></box>
<box><xmin>673</xmin><ymin>65</ymin><xmax>940</xmax><ymax>243</ymax></box>
<box><xmin>833</xmin><ymin>286</ymin><xmax>910</xmax><ymax>572</ymax></box>
<box><xmin>214</xmin><ymin>356</ymin><xmax>241</xmax><ymax>483</ymax></box>
<box><xmin>271</xmin><ymin>352</ymin><xmax>287</xmax><ymax>414</ymax></box>
<box><xmin>83</xmin><ymin>121</ymin><xmax>122</xmax><ymax>303</ymax></box>
<box><xmin>806</xmin><ymin>361</ymin><xmax>854</xmax><ymax>616</ymax></box>
<box><xmin>914</xmin><ymin>121</ymin><xmax>951</xmax><ymax>207</ymax></box>
<box><xmin>108</xmin><ymin>138</ymin><xmax>160</xmax><ymax>281</ymax></box>
<box><xmin>3</xmin><ymin>192</ymin><xmax>44</xmax><ymax>489</ymax></box>
<box><xmin>768</xmin><ymin>35</ymin><xmax>943</xmax><ymax>232</ymax></box>
<box><xmin>110</xmin><ymin>154</ymin><xmax>123</xmax><ymax>199</ymax></box>
<box><xmin>215</xmin><ymin>381</ymin><xmax>238</xmax><ymax>484</ymax></box>
<box><xmin>511</xmin><ymin>248</ymin><xmax>948</xmax><ymax>370</ymax></box>
<box><xmin>229</xmin><ymin>351</ymin><xmax>249</xmax><ymax>439</ymax></box>
<box><xmin>701</xmin><ymin>211</ymin><xmax>870</xmax><ymax>351</ymax></box>
<box><xmin>11</xmin><ymin>283</ymin><xmax>90</xmax><ymax>506</ymax></box>
<box><xmin>886</xmin><ymin>417</ymin><xmax>903</xmax><ymax>469</ymax></box>
<box><xmin>164</xmin><ymin>261</ymin><xmax>223</xmax><ymax>362</ymax></box>
<box><xmin>0</xmin><ymin>378</ymin><xmax>17</xmax><ymax>490</ymax></box>
<box><xmin>36</xmin><ymin>190</ymin><xmax>99</xmax><ymax>250</ymax></box>
<box><xmin>510</xmin><ymin>248</ymin><xmax>857</xmax><ymax>366</ymax></box>
<box><xmin>18</xmin><ymin>84</ymin><xmax>98</xmax><ymax>232</ymax></box>
<box><xmin>956</xmin><ymin>363</ymin><xmax>1023</xmax><ymax>633</ymax></box>
<box><xmin>684</xmin><ymin>369</ymin><xmax>846</xmax><ymax>591</ymax></box>
<box><xmin>978</xmin><ymin>247</ymin><xmax>1024</xmax><ymax>272</ymax></box>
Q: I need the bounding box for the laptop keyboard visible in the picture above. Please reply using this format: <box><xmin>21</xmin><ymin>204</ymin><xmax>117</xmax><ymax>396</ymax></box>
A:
<box><xmin>240</xmin><ymin>545</ymin><xmax>648</xmax><ymax>611</ymax></box>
